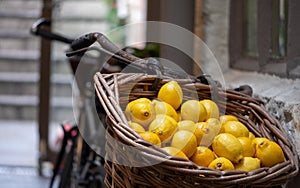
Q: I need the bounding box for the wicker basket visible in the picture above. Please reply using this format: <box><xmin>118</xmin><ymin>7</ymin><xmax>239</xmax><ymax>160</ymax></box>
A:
<box><xmin>94</xmin><ymin>72</ymin><xmax>299</xmax><ymax>188</ymax></box>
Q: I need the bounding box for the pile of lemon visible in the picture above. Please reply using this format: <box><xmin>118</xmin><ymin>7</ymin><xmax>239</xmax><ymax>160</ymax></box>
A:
<box><xmin>125</xmin><ymin>81</ymin><xmax>285</xmax><ymax>172</ymax></box>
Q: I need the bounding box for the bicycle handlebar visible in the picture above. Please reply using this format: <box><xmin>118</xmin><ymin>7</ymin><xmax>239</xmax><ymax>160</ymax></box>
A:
<box><xmin>30</xmin><ymin>19</ymin><xmax>252</xmax><ymax>96</ymax></box>
<box><xmin>68</xmin><ymin>32</ymin><xmax>255</xmax><ymax>96</ymax></box>
<box><xmin>30</xmin><ymin>18</ymin><xmax>162</xmax><ymax>75</ymax></box>
<box><xmin>69</xmin><ymin>33</ymin><xmax>96</xmax><ymax>51</ymax></box>
<box><xmin>69</xmin><ymin>32</ymin><xmax>140</xmax><ymax>62</ymax></box>
<box><xmin>68</xmin><ymin>32</ymin><xmax>164</xmax><ymax>79</ymax></box>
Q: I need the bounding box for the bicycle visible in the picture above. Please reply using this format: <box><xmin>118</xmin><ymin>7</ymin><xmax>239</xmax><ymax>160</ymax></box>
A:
<box><xmin>31</xmin><ymin>18</ymin><xmax>110</xmax><ymax>188</ymax></box>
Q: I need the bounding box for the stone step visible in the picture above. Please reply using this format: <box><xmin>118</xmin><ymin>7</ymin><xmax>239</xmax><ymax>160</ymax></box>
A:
<box><xmin>0</xmin><ymin>29</ymin><xmax>39</xmax><ymax>52</ymax></box>
<box><xmin>0</xmin><ymin>72</ymin><xmax>73</xmax><ymax>96</ymax></box>
<box><xmin>0</xmin><ymin>15</ymin><xmax>107</xmax><ymax>34</ymax></box>
<box><xmin>52</xmin><ymin>20</ymin><xmax>108</xmax><ymax>42</ymax></box>
<box><xmin>0</xmin><ymin>0</ymin><xmax>42</xmax><ymax>12</ymax></box>
<box><xmin>0</xmin><ymin>18</ymin><xmax>40</xmax><ymax>31</ymax></box>
<box><xmin>0</xmin><ymin>59</ymin><xmax>72</xmax><ymax>74</ymax></box>
<box><xmin>0</xmin><ymin>1</ymin><xmax>105</xmax><ymax>14</ymax></box>
<box><xmin>0</xmin><ymin>0</ymin><xmax>107</xmax><ymax>30</ymax></box>
<box><xmin>0</xmin><ymin>95</ymin><xmax>74</xmax><ymax>121</ymax></box>
<box><xmin>0</xmin><ymin>0</ymin><xmax>109</xmax><ymax>123</ymax></box>
<box><xmin>0</xmin><ymin>35</ymin><xmax>39</xmax><ymax>51</ymax></box>
<box><xmin>0</xmin><ymin>10</ymin><xmax>40</xmax><ymax>20</ymax></box>
<box><xmin>0</xmin><ymin>49</ymin><xmax>72</xmax><ymax>73</ymax></box>
<box><xmin>0</xmin><ymin>29</ymin><xmax>32</xmax><ymax>39</ymax></box>
<box><xmin>0</xmin><ymin>59</ymin><xmax>39</xmax><ymax>73</ymax></box>
<box><xmin>54</xmin><ymin>0</ymin><xmax>107</xmax><ymax>20</ymax></box>
<box><xmin>0</xmin><ymin>95</ymin><xmax>72</xmax><ymax>107</ymax></box>
<box><xmin>0</xmin><ymin>49</ymin><xmax>39</xmax><ymax>62</ymax></box>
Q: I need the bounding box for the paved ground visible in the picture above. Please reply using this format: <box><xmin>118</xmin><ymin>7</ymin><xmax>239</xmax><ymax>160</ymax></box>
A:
<box><xmin>0</xmin><ymin>165</ymin><xmax>50</xmax><ymax>188</ymax></box>
<box><xmin>0</xmin><ymin>175</ymin><xmax>49</xmax><ymax>188</ymax></box>
<box><xmin>0</xmin><ymin>121</ymin><xmax>38</xmax><ymax>167</ymax></box>
<box><xmin>0</xmin><ymin>121</ymin><xmax>52</xmax><ymax>188</ymax></box>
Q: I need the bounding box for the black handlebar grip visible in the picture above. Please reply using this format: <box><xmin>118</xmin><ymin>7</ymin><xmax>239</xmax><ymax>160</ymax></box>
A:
<box><xmin>31</xmin><ymin>18</ymin><xmax>73</xmax><ymax>44</ymax></box>
<box><xmin>70</xmin><ymin>33</ymin><xmax>97</xmax><ymax>51</ymax></box>
<box><xmin>234</xmin><ymin>85</ymin><xmax>253</xmax><ymax>96</ymax></box>
<box><xmin>30</xmin><ymin>18</ymin><xmax>50</xmax><ymax>34</ymax></box>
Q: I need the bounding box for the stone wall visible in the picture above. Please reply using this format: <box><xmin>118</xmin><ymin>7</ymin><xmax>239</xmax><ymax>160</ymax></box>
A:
<box><xmin>202</xmin><ymin>0</ymin><xmax>300</xmax><ymax>159</ymax></box>
<box><xmin>203</xmin><ymin>0</ymin><xmax>230</xmax><ymax>72</ymax></box>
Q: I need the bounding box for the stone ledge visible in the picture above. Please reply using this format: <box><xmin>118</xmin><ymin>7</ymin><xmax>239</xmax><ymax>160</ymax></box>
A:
<box><xmin>222</xmin><ymin>70</ymin><xmax>300</xmax><ymax>105</ymax></box>
<box><xmin>222</xmin><ymin>69</ymin><xmax>300</xmax><ymax>157</ymax></box>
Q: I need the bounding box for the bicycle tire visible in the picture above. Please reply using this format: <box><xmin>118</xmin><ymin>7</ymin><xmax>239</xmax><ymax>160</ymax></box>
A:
<box><xmin>58</xmin><ymin>140</ymin><xmax>77</xmax><ymax>188</ymax></box>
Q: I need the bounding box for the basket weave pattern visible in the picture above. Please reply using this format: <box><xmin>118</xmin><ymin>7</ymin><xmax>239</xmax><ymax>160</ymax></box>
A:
<box><xmin>94</xmin><ymin>72</ymin><xmax>299</xmax><ymax>188</ymax></box>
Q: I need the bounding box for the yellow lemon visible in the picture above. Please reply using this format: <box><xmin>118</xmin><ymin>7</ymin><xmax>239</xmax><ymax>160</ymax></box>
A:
<box><xmin>178</xmin><ymin>120</ymin><xmax>204</xmax><ymax>145</ymax></box>
<box><xmin>178</xmin><ymin>120</ymin><xmax>196</xmax><ymax>131</ymax></box>
<box><xmin>139</xmin><ymin>131</ymin><xmax>161</xmax><ymax>147</ymax></box>
<box><xmin>157</xmin><ymin>81</ymin><xmax>183</xmax><ymax>110</ymax></box>
<box><xmin>253</xmin><ymin>138</ymin><xmax>285</xmax><ymax>167</ymax></box>
<box><xmin>190</xmin><ymin>146</ymin><xmax>215</xmax><ymax>167</ymax></box>
<box><xmin>196</xmin><ymin>122</ymin><xmax>209</xmax><ymax>144</ymax></box>
<box><xmin>219</xmin><ymin>115</ymin><xmax>239</xmax><ymax>125</ymax></box>
<box><xmin>171</xmin><ymin>130</ymin><xmax>198</xmax><ymax>158</ymax></box>
<box><xmin>161</xmin><ymin>146</ymin><xmax>188</xmax><ymax>159</ymax></box>
<box><xmin>252</xmin><ymin>137</ymin><xmax>269</xmax><ymax>146</ymax></box>
<box><xmin>180</xmin><ymin>100</ymin><xmax>207</xmax><ymax>122</ymax></box>
<box><xmin>196</xmin><ymin>122</ymin><xmax>208</xmax><ymax>131</ymax></box>
<box><xmin>176</xmin><ymin>111</ymin><xmax>181</xmax><ymax>121</ymax></box>
<box><xmin>212</xmin><ymin>133</ymin><xmax>244</xmax><ymax>163</ymax></box>
<box><xmin>148</xmin><ymin>114</ymin><xmax>178</xmax><ymax>142</ymax></box>
<box><xmin>128</xmin><ymin>101</ymin><xmax>156</xmax><ymax>128</ymax></box>
<box><xmin>128</xmin><ymin>121</ymin><xmax>145</xmax><ymax>133</ymax></box>
<box><xmin>219</xmin><ymin>115</ymin><xmax>239</xmax><ymax>133</ymax></box>
<box><xmin>152</xmin><ymin>100</ymin><xmax>179</xmax><ymax>121</ymax></box>
<box><xmin>234</xmin><ymin>157</ymin><xmax>260</xmax><ymax>172</ymax></box>
<box><xmin>199</xmin><ymin>118</ymin><xmax>221</xmax><ymax>147</ymax></box>
<box><xmin>199</xmin><ymin>99</ymin><xmax>219</xmax><ymax>120</ymax></box>
<box><xmin>249</xmin><ymin>132</ymin><xmax>256</xmax><ymax>140</ymax></box>
<box><xmin>222</xmin><ymin>121</ymin><xmax>249</xmax><ymax>137</ymax></box>
<box><xmin>208</xmin><ymin>157</ymin><xmax>235</xmax><ymax>170</ymax></box>
<box><xmin>193</xmin><ymin>125</ymin><xmax>205</xmax><ymax>146</ymax></box>
<box><xmin>237</xmin><ymin>137</ymin><xmax>255</xmax><ymax>157</ymax></box>
<box><xmin>125</xmin><ymin>98</ymin><xmax>151</xmax><ymax>119</ymax></box>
